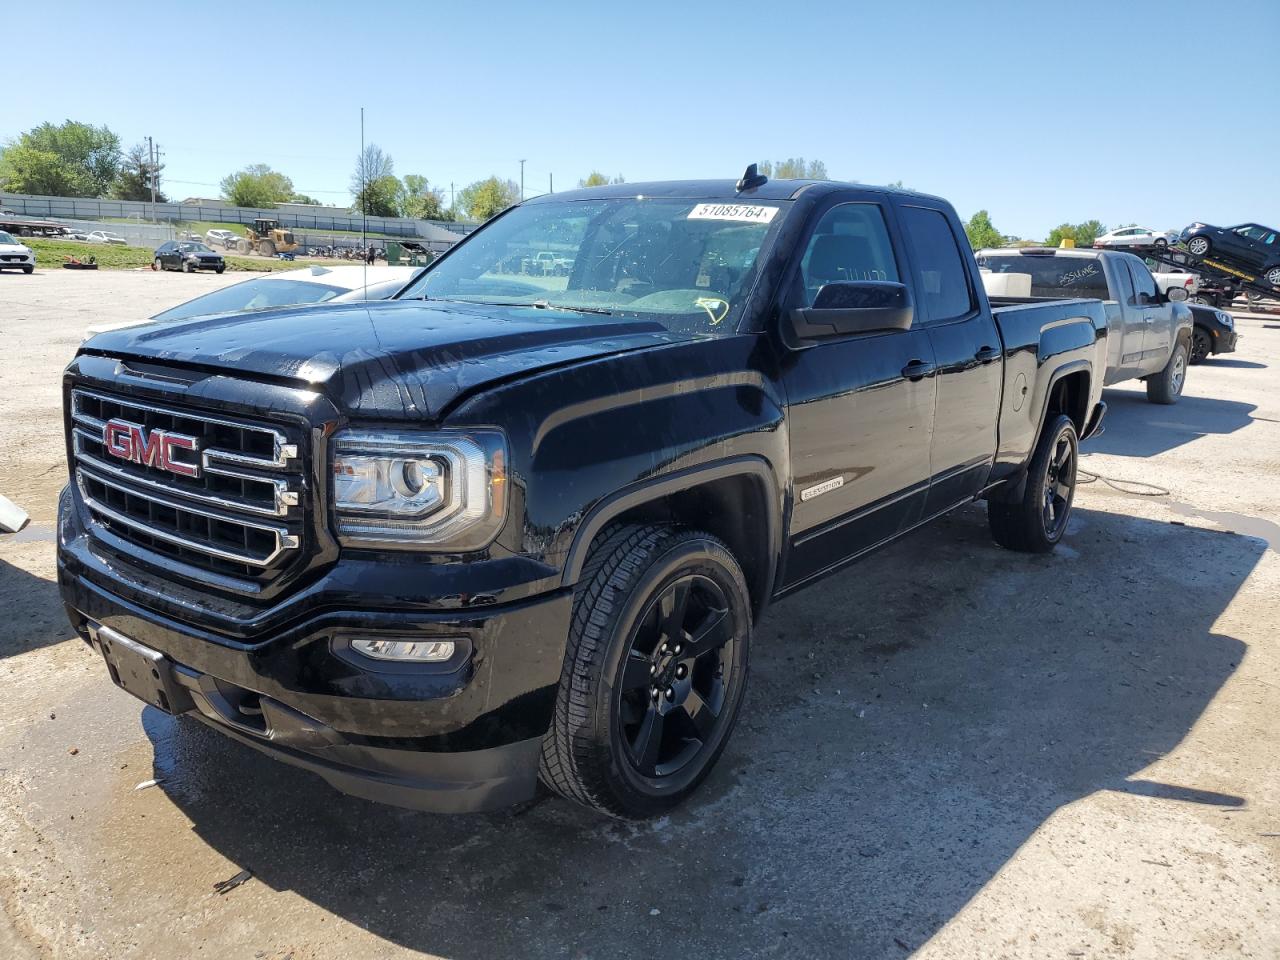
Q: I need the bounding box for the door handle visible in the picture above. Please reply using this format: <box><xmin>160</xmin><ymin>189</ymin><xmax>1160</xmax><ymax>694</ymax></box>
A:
<box><xmin>974</xmin><ymin>345</ymin><xmax>1001</xmax><ymax>363</ymax></box>
<box><xmin>901</xmin><ymin>359</ymin><xmax>936</xmax><ymax>381</ymax></box>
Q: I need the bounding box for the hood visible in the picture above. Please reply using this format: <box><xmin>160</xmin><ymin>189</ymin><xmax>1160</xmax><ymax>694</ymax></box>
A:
<box><xmin>81</xmin><ymin>299</ymin><xmax>690</xmax><ymax>420</ymax></box>
<box><xmin>0</xmin><ymin>242</ymin><xmax>31</xmax><ymax>254</ymax></box>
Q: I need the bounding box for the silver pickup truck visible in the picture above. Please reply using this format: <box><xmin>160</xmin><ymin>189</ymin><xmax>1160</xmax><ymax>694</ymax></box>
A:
<box><xmin>977</xmin><ymin>247</ymin><xmax>1194</xmax><ymax>404</ymax></box>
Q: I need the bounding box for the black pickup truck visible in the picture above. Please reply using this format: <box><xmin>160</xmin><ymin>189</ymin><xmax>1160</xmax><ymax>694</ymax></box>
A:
<box><xmin>58</xmin><ymin>170</ymin><xmax>1108</xmax><ymax>818</ymax></box>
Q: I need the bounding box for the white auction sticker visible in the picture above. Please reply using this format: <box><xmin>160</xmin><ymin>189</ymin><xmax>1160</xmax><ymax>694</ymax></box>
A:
<box><xmin>688</xmin><ymin>203</ymin><xmax>778</xmax><ymax>224</ymax></box>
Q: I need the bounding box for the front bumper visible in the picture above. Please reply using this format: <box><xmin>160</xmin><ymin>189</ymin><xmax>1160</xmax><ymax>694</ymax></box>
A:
<box><xmin>58</xmin><ymin>492</ymin><xmax>574</xmax><ymax>812</ymax></box>
<box><xmin>1210</xmin><ymin>327</ymin><xmax>1239</xmax><ymax>354</ymax></box>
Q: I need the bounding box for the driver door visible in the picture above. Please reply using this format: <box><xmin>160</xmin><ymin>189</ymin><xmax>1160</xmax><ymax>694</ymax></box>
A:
<box><xmin>779</xmin><ymin>198</ymin><xmax>937</xmax><ymax>590</ymax></box>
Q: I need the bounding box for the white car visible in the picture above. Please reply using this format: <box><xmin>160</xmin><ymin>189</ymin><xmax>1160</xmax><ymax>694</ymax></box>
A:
<box><xmin>83</xmin><ymin>265</ymin><xmax>426</xmax><ymax>338</ymax></box>
<box><xmin>1093</xmin><ymin>227</ymin><xmax>1176</xmax><ymax>250</ymax></box>
<box><xmin>86</xmin><ymin>230</ymin><xmax>127</xmax><ymax>245</ymax></box>
<box><xmin>0</xmin><ymin>230</ymin><xmax>36</xmax><ymax>274</ymax></box>
<box><xmin>205</xmin><ymin>228</ymin><xmax>239</xmax><ymax>249</ymax></box>
<box><xmin>1151</xmin><ymin>268</ymin><xmax>1200</xmax><ymax>299</ymax></box>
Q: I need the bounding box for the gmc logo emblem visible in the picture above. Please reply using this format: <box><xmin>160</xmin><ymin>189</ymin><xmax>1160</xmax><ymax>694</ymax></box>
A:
<box><xmin>103</xmin><ymin>419</ymin><xmax>202</xmax><ymax>478</ymax></box>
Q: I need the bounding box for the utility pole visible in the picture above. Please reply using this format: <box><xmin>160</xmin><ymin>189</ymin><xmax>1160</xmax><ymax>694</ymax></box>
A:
<box><xmin>519</xmin><ymin>159</ymin><xmax>526</xmax><ymax>201</ymax></box>
<box><xmin>146</xmin><ymin>136</ymin><xmax>157</xmax><ymax>220</ymax></box>
<box><xmin>450</xmin><ymin>182</ymin><xmax>455</xmax><ymax>211</ymax></box>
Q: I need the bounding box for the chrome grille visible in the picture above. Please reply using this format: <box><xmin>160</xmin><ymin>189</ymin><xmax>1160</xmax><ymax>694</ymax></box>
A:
<box><xmin>70</xmin><ymin>388</ymin><xmax>305</xmax><ymax>584</ymax></box>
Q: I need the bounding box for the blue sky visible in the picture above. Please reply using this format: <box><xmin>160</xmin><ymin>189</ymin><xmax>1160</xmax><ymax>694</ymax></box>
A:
<box><xmin>6</xmin><ymin>0</ymin><xmax>1277</xmax><ymax>237</ymax></box>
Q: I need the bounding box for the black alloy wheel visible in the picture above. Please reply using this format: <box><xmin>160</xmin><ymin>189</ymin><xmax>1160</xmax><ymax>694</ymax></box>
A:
<box><xmin>539</xmin><ymin>524</ymin><xmax>752</xmax><ymax>818</ymax></box>
<box><xmin>616</xmin><ymin>573</ymin><xmax>739</xmax><ymax>779</ymax></box>
<box><xmin>1041</xmin><ymin>430</ymin><xmax>1076</xmax><ymax>542</ymax></box>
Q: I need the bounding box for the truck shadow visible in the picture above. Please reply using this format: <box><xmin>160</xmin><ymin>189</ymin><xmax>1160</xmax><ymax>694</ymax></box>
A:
<box><xmin>0</xmin><ymin>552</ymin><xmax>76</xmax><ymax>658</ymax></box>
<box><xmin>1091</xmin><ymin>387</ymin><xmax>1256</xmax><ymax>458</ymax></box>
<box><xmin>146</xmin><ymin>505</ymin><xmax>1262</xmax><ymax>959</ymax></box>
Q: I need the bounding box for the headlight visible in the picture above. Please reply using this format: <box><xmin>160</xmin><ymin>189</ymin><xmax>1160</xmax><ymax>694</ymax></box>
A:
<box><xmin>332</xmin><ymin>429</ymin><xmax>507</xmax><ymax>549</ymax></box>
<box><xmin>1217</xmin><ymin>311</ymin><xmax>1233</xmax><ymax>328</ymax></box>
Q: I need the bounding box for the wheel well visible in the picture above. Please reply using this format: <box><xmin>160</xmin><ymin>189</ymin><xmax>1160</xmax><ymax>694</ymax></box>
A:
<box><xmin>1046</xmin><ymin>370</ymin><xmax>1089</xmax><ymax>435</ymax></box>
<box><xmin>601</xmin><ymin>475</ymin><xmax>773</xmax><ymax>621</ymax></box>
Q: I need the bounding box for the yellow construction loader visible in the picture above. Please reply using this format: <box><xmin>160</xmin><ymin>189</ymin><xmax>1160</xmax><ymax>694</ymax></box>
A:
<box><xmin>236</xmin><ymin>219</ymin><xmax>299</xmax><ymax>258</ymax></box>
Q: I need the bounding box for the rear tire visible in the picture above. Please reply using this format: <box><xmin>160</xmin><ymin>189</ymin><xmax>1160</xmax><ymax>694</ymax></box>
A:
<box><xmin>1147</xmin><ymin>340</ymin><xmax>1188</xmax><ymax>404</ymax></box>
<box><xmin>1190</xmin><ymin>328</ymin><xmax>1212</xmax><ymax>364</ymax></box>
<box><xmin>539</xmin><ymin>524</ymin><xmax>752</xmax><ymax>819</ymax></box>
<box><xmin>988</xmin><ymin>414</ymin><xmax>1078</xmax><ymax>554</ymax></box>
<box><xmin>153</xmin><ymin>257</ymin><xmax>163</xmax><ymax>272</ymax></box>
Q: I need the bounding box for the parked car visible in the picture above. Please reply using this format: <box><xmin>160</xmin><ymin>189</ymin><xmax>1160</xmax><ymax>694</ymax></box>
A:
<box><xmin>0</xmin><ymin>230</ymin><xmax>36</xmax><ymax>274</ymax></box>
<box><xmin>976</xmin><ymin>247</ymin><xmax>1193</xmax><ymax>403</ymax></box>
<box><xmin>1180</xmin><ymin>222</ymin><xmax>1280</xmax><ymax>288</ymax></box>
<box><xmin>1093</xmin><ymin>226</ymin><xmax>1175</xmax><ymax>250</ymax></box>
<box><xmin>1150</xmin><ymin>266</ymin><xmax>1200</xmax><ymax>299</ymax></box>
<box><xmin>1187</xmin><ymin>303</ymin><xmax>1238</xmax><ymax>363</ymax></box>
<box><xmin>62</xmin><ymin>173</ymin><xmax>1111</xmax><ymax>818</ymax></box>
<box><xmin>205</xmin><ymin>228</ymin><xmax>239</xmax><ymax>249</ymax></box>
<box><xmin>86</xmin><ymin>231</ymin><xmax>127</xmax><ymax>246</ymax></box>
<box><xmin>153</xmin><ymin>240</ymin><xmax>226</xmax><ymax>274</ymax></box>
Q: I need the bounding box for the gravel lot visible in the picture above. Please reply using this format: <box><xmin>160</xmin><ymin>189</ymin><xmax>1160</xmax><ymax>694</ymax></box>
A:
<box><xmin>1</xmin><ymin>270</ymin><xmax>1277</xmax><ymax>959</ymax></box>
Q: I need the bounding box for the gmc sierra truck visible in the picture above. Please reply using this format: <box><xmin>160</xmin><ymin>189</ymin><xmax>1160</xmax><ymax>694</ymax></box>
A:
<box><xmin>976</xmin><ymin>246</ymin><xmax>1194</xmax><ymax>403</ymax></box>
<box><xmin>58</xmin><ymin>170</ymin><xmax>1109</xmax><ymax>819</ymax></box>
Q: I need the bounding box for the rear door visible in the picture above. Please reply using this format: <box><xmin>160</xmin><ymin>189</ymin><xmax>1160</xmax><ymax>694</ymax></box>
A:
<box><xmin>1125</xmin><ymin>257</ymin><xmax>1168</xmax><ymax>373</ymax></box>
<box><xmin>896</xmin><ymin>202</ymin><xmax>1003</xmax><ymax>514</ymax></box>
<box><xmin>778</xmin><ymin>197</ymin><xmax>937</xmax><ymax>589</ymax></box>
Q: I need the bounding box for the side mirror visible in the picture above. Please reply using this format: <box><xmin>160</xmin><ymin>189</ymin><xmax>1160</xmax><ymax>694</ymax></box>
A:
<box><xmin>1167</xmin><ymin>286</ymin><xmax>1188</xmax><ymax>302</ymax></box>
<box><xmin>788</xmin><ymin>281</ymin><xmax>914</xmax><ymax>341</ymax></box>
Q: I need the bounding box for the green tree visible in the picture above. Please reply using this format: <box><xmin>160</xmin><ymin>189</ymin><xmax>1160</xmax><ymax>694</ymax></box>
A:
<box><xmin>112</xmin><ymin>142</ymin><xmax>165</xmax><ymax>202</ymax></box>
<box><xmin>351</xmin><ymin>145</ymin><xmax>400</xmax><ymax>217</ymax></box>
<box><xmin>964</xmin><ymin>210</ymin><xmax>1005</xmax><ymax>251</ymax></box>
<box><xmin>577</xmin><ymin>171</ymin><xmax>626</xmax><ymax>187</ymax></box>
<box><xmin>0</xmin><ymin>120</ymin><xmax>121</xmax><ymax>197</ymax></box>
<box><xmin>219</xmin><ymin>163</ymin><xmax>295</xmax><ymax>208</ymax></box>
<box><xmin>1046</xmin><ymin>219</ymin><xmax>1106</xmax><ymax>248</ymax></box>
<box><xmin>398</xmin><ymin>174</ymin><xmax>452</xmax><ymax>220</ymax></box>
<box><xmin>760</xmin><ymin>158</ymin><xmax>828</xmax><ymax>180</ymax></box>
<box><xmin>458</xmin><ymin>176</ymin><xmax>521</xmax><ymax>221</ymax></box>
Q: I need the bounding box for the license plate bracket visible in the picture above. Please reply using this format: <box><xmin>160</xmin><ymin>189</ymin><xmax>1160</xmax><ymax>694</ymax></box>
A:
<box><xmin>96</xmin><ymin>626</ymin><xmax>189</xmax><ymax>714</ymax></box>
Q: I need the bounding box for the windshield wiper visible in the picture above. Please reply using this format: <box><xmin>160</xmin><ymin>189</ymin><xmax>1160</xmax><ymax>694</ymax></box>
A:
<box><xmin>529</xmin><ymin>300</ymin><xmax>614</xmax><ymax>316</ymax></box>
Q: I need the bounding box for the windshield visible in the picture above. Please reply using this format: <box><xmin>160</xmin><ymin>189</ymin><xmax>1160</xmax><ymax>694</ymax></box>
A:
<box><xmin>398</xmin><ymin>197</ymin><xmax>785</xmax><ymax>334</ymax></box>
<box><xmin>151</xmin><ymin>278</ymin><xmax>349</xmax><ymax>322</ymax></box>
<box><xmin>977</xmin><ymin>253</ymin><xmax>1112</xmax><ymax>300</ymax></box>
<box><xmin>0</xmin><ymin>231</ymin><xmax>16</xmax><ymax>244</ymax></box>
<box><xmin>179</xmin><ymin>242</ymin><xmax>213</xmax><ymax>253</ymax></box>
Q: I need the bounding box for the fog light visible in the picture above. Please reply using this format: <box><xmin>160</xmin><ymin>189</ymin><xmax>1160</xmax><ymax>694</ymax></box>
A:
<box><xmin>350</xmin><ymin>637</ymin><xmax>456</xmax><ymax>662</ymax></box>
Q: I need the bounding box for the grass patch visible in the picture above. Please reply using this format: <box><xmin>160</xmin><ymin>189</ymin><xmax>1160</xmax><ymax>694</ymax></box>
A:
<box><xmin>28</xmin><ymin>238</ymin><xmax>334</xmax><ymax>273</ymax></box>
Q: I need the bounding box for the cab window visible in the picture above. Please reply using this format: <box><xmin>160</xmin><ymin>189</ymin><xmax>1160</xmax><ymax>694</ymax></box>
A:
<box><xmin>796</xmin><ymin>203</ymin><xmax>899</xmax><ymax>306</ymax></box>
<box><xmin>1126</xmin><ymin>260</ymin><xmax>1157</xmax><ymax>302</ymax></box>
<box><xmin>899</xmin><ymin>205</ymin><xmax>974</xmax><ymax>323</ymax></box>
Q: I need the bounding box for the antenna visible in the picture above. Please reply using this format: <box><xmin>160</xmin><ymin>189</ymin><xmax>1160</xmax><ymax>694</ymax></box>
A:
<box><xmin>736</xmin><ymin>163</ymin><xmax>768</xmax><ymax>193</ymax></box>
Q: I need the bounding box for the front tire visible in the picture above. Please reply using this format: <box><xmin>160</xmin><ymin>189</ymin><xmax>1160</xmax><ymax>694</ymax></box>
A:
<box><xmin>1154</xmin><ymin>237</ymin><xmax>1168</xmax><ymax>249</ymax></box>
<box><xmin>22</xmin><ymin>265</ymin><xmax>33</xmax><ymax>274</ymax></box>
<box><xmin>182</xmin><ymin>260</ymin><xmax>193</xmax><ymax>273</ymax></box>
<box><xmin>1186</xmin><ymin>236</ymin><xmax>1211</xmax><ymax>257</ymax></box>
<box><xmin>1264</xmin><ymin>266</ymin><xmax>1280</xmax><ymax>288</ymax></box>
<box><xmin>1190</xmin><ymin>328</ymin><xmax>1212</xmax><ymax>364</ymax></box>
<box><xmin>1147</xmin><ymin>340</ymin><xmax>1189</xmax><ymax>404</ymax></box>
<box><xmin>215</xmin><ymin>265</ymin><xmax>225</xmax><ymax>274</ymax></box>
<box><xmin>539</xmin><ymin>524</ymin><xmax>752</xmax><ymax>819</ymax></box>
<box><xmin>988</xmin><ymin>413</ymin><xmax>1078</xmax><ymax>554</ymax></box>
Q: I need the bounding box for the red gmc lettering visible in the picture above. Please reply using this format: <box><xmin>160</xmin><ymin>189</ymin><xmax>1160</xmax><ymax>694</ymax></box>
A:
<box><xmin>101</xmin><ymin>419</ymin><xmax>201</xmax><ymax>478</ymax></box>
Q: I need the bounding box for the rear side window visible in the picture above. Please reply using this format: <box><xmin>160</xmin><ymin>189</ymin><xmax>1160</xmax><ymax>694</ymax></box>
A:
<box><xmin>797</xmin><ymin>203</ymin><xmax>900</xmax><ymax>306</ymax></box>
<box><xmin>976</xmin><ymin>253</ymin><xmax>1112</xmax><ymax>300</ymax></box>
<box><xmin>899</xmin><ymin>206</ymin><xmax>974</xmax><ymax>323</ymax></box>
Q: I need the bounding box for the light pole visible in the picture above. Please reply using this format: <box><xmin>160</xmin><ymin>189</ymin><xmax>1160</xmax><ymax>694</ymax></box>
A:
<box><xmin>519</xmin><ymin>159</ymin><xmax>526</xmax><ymax>200</ymax></box>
